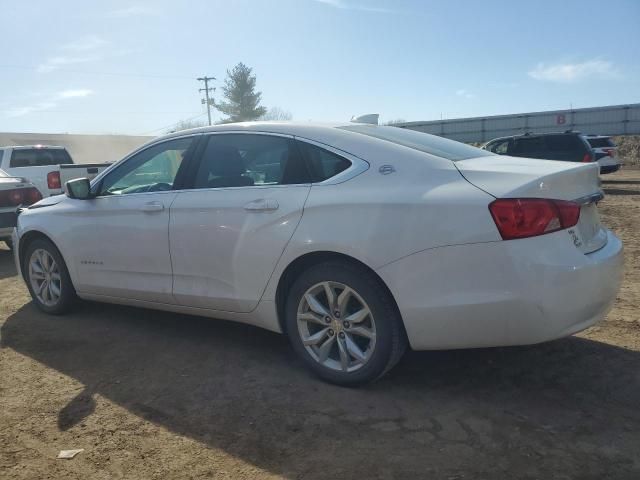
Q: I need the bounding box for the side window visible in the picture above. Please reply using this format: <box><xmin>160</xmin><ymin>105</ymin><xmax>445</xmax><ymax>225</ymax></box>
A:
<box><xmin>193</xmin><ymin>134</ymin><xmax>309</xmax><ymax>189</ymax></box>
<box><xmin>297</xmin><ymin>141</ymin><xmax>351</xmax><ymax>182</ymax></box>
<box><xmin>511</xmin><ymin>137</ymin><xmax>546</xmax><ymax>158</ymax></box>
<box><xmin>488</xmin><ymin>140</ymin><xmax>509</xmax><ymax>154</ymax></box>
<box><xmin>99</xmin><ymin>137</ymin><xmax>193</xmax><ymax>195</ymax></box>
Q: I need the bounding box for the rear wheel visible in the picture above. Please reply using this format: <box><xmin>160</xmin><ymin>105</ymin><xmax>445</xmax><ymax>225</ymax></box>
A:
<box><xmin>285</xmin><ymin>262</ymin><xmax>407</xmax><ymax>385</ymax></box>
<box><xmin>24</xmin><ymin>238</ymin><xmax>76</xmax><ymax>314</ymax></box>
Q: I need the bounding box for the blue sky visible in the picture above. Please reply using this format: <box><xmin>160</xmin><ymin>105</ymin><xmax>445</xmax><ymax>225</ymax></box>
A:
<box><xmin>1</xmin><ymin>0</ymin><xmax>638</xmax><ymax>135</ymax></box>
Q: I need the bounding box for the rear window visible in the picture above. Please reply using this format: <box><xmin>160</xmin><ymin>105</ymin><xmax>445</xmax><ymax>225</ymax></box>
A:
<box><xmin>587</xmin><ymin>137</ymin><xmax>615</xmax><ymax>148</ymax></box>
<box><xmin>339</xmin><ymin>125</ymin><xmax>493</xmax><ymax>161</ymax></box>
<box><xmin>9</xmin><ymin>148</ymin><xmax>73</xmax><ymax>168</ymax></box>
<box><xmin>544</xmin><ymin>135</ymin><xmax>584</xmax><ymax>152</ymax></box>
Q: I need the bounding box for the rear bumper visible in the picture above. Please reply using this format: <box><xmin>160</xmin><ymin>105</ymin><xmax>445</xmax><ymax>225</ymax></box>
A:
<box><xmin>377</xmin><ymin>229</ymin><xmax>624</xmax><ymax>350</ymax></box>
<box><xmin>0</xmin><ymin>211</ymin><xmax>18</xmax><ymax>239</ymax></box>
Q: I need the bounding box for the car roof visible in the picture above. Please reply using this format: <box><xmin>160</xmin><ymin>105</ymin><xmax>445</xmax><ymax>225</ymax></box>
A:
<box><xmin>487</xmin><ymin>131</ymin><xmax>584</xmax><ymax>142</ymax></box>
<box><xmin>160</xmin><ymin>121</ymin><xmax>353</xmax><ymax>141</ymax></box>
<box><xmin>3</xmin><ymin>145</ymin><xmax>67</xmax><ymax>150</ymax></box>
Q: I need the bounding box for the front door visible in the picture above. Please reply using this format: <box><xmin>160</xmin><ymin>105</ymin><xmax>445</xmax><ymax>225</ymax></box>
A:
<box><xmin>69</xmin><ymin>135</ymin><xmax>197</xmax><ymax>303</ymax></box>
<box><xmin>169</xmin><ymin>133</ymin><xmax>311</xmax><ymax>312</ymax></box>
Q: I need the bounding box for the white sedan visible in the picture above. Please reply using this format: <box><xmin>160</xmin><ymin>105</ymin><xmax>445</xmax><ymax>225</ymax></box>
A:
<box><xmin>13</xmin><ymin>122</ymin><xmax>623</xmax><ymax>385</ymax></box>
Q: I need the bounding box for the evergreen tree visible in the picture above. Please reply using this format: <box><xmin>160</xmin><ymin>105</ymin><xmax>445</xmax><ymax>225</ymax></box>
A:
<box><xmin>215</xmin><ymin>62</ymin><xmax>267</xmax><ymax>122</ymax></box>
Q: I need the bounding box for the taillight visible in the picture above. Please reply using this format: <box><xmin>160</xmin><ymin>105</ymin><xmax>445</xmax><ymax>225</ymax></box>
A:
<box><xmin>8</xmin><ymin>190</ymin><xmax>23</xmax><ymax>205</ymax></box>
<box><xmin>0</xmin><ymin>187</ymin><xmax>42</xmax><ymax>207</ymax></box>
<box><xmin>582</xmin><ymin>153</ymin><xmax>593</xmax><ymax>162</ymax></box>
<box><xmin>603</xmin><ymin>148</ymin><xmax>615</xmax><ymax>157</ymax></box>
<box><xmin>489</xmin><ymin>198</ymin><xmax>581</xmax><ymax>240</ymax></box>
<box><xmin>47</xmin><ymin>171</ymin><xmax>61</xmax><ymax>190</ymax></box>
<box><xmin>25</xmin><ymin>187</ymin><xmax>43</xmax><ymax>204</ymax></box>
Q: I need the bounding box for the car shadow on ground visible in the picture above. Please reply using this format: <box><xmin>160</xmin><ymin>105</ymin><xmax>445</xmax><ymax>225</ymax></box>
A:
<box><xmin>601</xmin><ymin>179</ymin><xmax>640</xmax><ymax>185</ymax></box>
<box><xmin>603</xmin><ymin>188</ymin><xmax>639</xmax><ymax>196</ymax></box>
<box><xmin>0</xmin><ymin>248</ymin><xmax>17</xmax><ymax>280</ymax></box>
<box><xmin>2</xmin><ymin>301</ymin><xmax>639</xmax><ymax>478</ymax></box>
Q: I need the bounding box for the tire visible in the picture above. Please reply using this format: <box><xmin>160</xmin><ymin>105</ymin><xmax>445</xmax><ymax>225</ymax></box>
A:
<box><xmin>3</xmin><ymin>239</ymin><xmax>13</xmax><ymax>251</ymax></box>
<box><xmin>284</xmin><ymin>261</ymin><xmax>407</xmax><ymax>386</ymax></box>
<box><xmin>23</xmin><ymin>238</ymin><xmax>76</xmax><ymax>315</ymax></box>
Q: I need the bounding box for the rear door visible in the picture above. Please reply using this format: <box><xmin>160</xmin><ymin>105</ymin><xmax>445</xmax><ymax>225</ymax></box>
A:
<box><xmin>169</xmin><ymin>133</ymin><xmax>311</xmax><ymax>312</ymax></box>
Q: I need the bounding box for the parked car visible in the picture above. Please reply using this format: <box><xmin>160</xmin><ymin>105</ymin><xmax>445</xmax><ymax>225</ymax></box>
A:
<box><xmin>0</xmin><ymin>168</ymin><xmax>42</xmax><ymax>250</ymax></box>
<box><xmin>584</xmin><ymin>135</ymin><xmax>622</xmax><ymax>174</ymax></box>
<box><xmin>482</xmin><ymin>131</ymin><xmax>622</xmax><ymax>174</ymax></box>
<box><xmin>12</xmin><ymin>122</ymin><xmax>623</xmax><ymax>385</ymax></box>
<box><xmin>0</xmin><ymin>145</ymin><xmax>110</xmax><ymax>197</ymax></box>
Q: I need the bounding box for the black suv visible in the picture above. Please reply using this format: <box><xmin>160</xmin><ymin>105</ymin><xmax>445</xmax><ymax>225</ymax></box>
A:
<box><xmin>482</xmin><ymin>131</ymin><xmax>619</xmax><ymax>174</ymax></box>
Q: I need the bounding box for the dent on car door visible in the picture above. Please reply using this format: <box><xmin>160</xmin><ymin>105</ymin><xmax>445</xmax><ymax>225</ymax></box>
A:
<box><xmin>169</xmin><ymin>133</ymin><xmax>311</xmax><ymax>313</ymax></box>
<box><xmin>70</xmin><ymin>136</ymin><xmax>198</xmax><ymax>302</ymax></box>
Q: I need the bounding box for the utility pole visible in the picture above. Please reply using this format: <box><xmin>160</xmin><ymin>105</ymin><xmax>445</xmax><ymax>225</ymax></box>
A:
<box><xmin>197</xmin><ymin>76</ymin><xmax>216</xmax><ymax>126</ymax></box>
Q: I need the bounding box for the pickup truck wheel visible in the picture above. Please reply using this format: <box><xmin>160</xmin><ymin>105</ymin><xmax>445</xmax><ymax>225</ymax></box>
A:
<box><xmin>24</xmin><ymin>238</ymin><xmax>76</xmax><ymax>315</ymax></box>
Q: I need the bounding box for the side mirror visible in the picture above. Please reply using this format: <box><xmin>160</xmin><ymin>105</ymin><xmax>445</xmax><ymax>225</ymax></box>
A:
<box><xmin>65</xmin><ymin>178</ymin><xmax>92</xmax><ymax>200</ymax></box>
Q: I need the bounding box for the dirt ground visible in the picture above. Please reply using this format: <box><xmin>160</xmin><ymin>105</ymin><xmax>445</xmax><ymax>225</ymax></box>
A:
<box><xmin>1</xmin><ymin>169</ymin><xmax>639</xmax><ymax>480</ymax></box>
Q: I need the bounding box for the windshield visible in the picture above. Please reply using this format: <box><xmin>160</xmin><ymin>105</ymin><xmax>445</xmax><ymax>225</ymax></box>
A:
<box><xmin>339</xmin><ymin>125</ymin><xmax>494</xmax><ymax>161</ymax></box>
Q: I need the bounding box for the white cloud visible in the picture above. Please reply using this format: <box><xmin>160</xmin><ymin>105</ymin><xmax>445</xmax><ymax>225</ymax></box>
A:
<box><xmin>108</xmin><ymin>5</ymin><xmax>158</xmax><ymax>17</ymax></box>
<box><xmin>62</xmin><ymin>35</ymin><xmax>108</xmax><ymax>52</ymax></box>
<box><xmin>37</xmin><ymin>55</ymin><xmax>100</xmax><ymax>73</ymax></box>
<box><xmin>311</xmin><ymin>0</ymin><xmax>394</xmax><ymax>13</ymax></box>
<box><xmin>37</xmin><ymin>35</ymin><xmax>109</xmax><ymax>73</ymax></box>
<box><xmin>528</xmin><ymin>59</ymin><xmax>618</xmax><ymax>83</ymax></box>
<box><xmin>57</xmin><ymin>89</ymin><xmax>94</xmax><ymax>99</ymax></box>
<box><xmin>6</xmin><ymin>102</ymin><xmax>57</xmax><ymax>118</ymax></box>
<box><xmin>456</xmin><ymin>89</ymin><xmax>475</xmax><ymax>99</ymax></box>
<box><xmin>6</xmin><ymin>90</ymin><xmax>93</xmax><ymax>117</ymax></box>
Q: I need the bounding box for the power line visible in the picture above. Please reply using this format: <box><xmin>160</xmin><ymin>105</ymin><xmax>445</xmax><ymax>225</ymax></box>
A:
<box><xmin>0</xmin><ymin>64</ymin><xmax>195</xmax><ymax>80</ymax></box>
<box><xmin>197</xmin><ymin>76</ymin><xmax>216</xmax><ymax>126</ymax></box>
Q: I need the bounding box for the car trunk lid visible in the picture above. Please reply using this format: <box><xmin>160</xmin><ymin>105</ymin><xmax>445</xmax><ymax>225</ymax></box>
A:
<box><xmin>456</xmin><ymin>156</ymin><xmax>606</xmax><ymax>253</ymax></box>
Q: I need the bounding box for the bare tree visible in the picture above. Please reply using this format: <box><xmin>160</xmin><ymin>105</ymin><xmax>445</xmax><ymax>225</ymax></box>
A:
<box><xmin>167</xmin><ymin>119</ymin><xmax>207</xmax><ymax>133</ymax></box>
<box><xmin>383</xmin><ymin>118</ymin><xmax>407</xmax><ymax>126</ymax></box>
<box><xmin>259</xmin><ymin>107</ymin><xmax>293</xmax><ymax>121</ymax></box>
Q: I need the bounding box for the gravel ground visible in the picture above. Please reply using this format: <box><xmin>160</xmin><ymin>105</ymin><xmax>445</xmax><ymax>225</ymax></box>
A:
<box><xmin>1</xmin><ymin>169</ymin><xmax>639</xmax><ymax>479</ymax></box>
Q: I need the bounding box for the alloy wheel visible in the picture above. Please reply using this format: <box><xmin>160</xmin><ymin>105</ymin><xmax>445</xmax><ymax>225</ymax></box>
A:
<box><xmin>297</xmin><ymin>281</ymin><xmax>377</xmax><ymax>373</ymax></box>
<box><xmin>28</xmin><ymin>249</ymin><xmax>62</xmax><ymax>307</ymax></box>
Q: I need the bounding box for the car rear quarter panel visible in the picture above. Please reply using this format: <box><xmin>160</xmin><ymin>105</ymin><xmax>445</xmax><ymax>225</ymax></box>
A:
<box><xmin>261</xmin><ymin>144</ymin><xmax>500</xmax><ymax>301</ymax></box>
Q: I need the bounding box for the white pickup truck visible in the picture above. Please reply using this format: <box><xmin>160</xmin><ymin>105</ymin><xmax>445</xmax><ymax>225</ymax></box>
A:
<box><xmin>0</xmin><ymin>145</ymin><xmax>110</xmax><ymax>197</ymax></box>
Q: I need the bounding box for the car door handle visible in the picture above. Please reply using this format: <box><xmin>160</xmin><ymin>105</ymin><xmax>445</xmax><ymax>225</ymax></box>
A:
<box><xmin>140</xmin><ymin>201</ymin><xmax>164</xmax><ymax>213</ymax></box>
<box><xmin>243</xmin><ymin>199</ymin><xmax>279</xmax><ymax>212</ymax></box>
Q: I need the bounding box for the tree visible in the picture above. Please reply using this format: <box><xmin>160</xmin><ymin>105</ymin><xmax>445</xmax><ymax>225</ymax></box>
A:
<box><xmin>383</xmin><ymin>118</ymin><xmax>407</xmax><ymax>126</ymax></box>
<box><xmin>259</xmin><ymin>107</ymin><xmax>292</xmax><ymax>121</ymax></box>
<box><xmin>167</xmin><ymin>118</ymin><xmax>207</xmax><ymax>133</ymax></box>
<box><xmin>215</xmin><ymin>62</ymin><xmax>267</xmax><ymax>122</ymax></box>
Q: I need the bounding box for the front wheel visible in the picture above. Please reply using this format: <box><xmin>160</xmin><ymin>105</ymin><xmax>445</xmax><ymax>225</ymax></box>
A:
<box><xmin>24</xmin><ymin>238</ymin><xmax>76</xmax><ymax>314</ymax></box>
<box><xmin>284</xmin><ymin>262</ymin><xmax>407</xmax><ymax>385</ymax></box>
